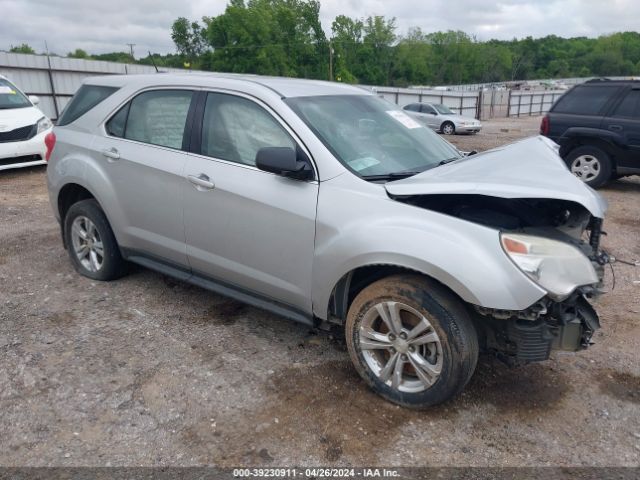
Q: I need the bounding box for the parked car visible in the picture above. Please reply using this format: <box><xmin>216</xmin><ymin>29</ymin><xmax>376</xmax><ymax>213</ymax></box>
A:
<box><xmin>47</xmin><ymin>74</ymin><xmax>607</xmax><ymax>408</ymax></box>
<box><xmin>0</xmin><ymin>74</ymin><xmax>53</xmax><ymax>171</ymax></box>
<box><xmin>403</xmin><ymin>102</ymin><xmax>482</xmax><ymax>134</ymax></box>
<box><xmin>541</xmin><ymin>78</ymin><xmax>640</xmax><ymax>188</ymax></box>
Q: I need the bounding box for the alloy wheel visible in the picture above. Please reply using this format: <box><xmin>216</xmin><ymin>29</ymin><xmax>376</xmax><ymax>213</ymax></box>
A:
<box><xmin>358</xmin><ymin>301</ymin><xmax>443</xmax><ymax>393</ymax></box>
<box><xmin>70</xmin><ymin>216</ymin><xmax>104</xmax><ymax>272</ymax></box>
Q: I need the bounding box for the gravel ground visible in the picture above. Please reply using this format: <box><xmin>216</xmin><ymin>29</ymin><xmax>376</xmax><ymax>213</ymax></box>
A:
<box><xmin>1</xmin><ymin>116</ymin><xmax>639</xmax><ymax>468</ymax></box>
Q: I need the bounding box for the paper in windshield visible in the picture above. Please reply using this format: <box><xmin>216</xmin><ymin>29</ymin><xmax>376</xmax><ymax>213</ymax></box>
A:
<box><xmin>386</xmin><ymin>110</ymin><xmax>422</xmax><ymax>129</ymax></box>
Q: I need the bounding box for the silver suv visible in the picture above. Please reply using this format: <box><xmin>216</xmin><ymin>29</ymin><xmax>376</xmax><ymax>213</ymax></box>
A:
<box><xmin>47</xmin><ymin>74</ymin><xmax>608</xmax><ymax>408</ymax></box>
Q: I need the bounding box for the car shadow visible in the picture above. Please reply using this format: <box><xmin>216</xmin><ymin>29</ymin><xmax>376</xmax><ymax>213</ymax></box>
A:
<box><xmin>602</xmin><ymin>176</ymin><xmax>640</xmax><ymax>193</ymax></box>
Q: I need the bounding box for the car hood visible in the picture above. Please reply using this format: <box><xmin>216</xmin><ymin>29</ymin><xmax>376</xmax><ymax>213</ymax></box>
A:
<box><xmin>0</xmin><ymin>106</ymin><xmax>43</xmax><ymax>131</ymax></box>
<box><xmin>385</xmin><ymin>136</ymin><xmax>607</xmax><ymax>218</ymax></box>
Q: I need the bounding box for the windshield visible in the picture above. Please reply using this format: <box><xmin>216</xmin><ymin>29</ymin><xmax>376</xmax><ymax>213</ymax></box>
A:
<box><xmin>434</xmin><ymin>104</ymin><xmax>454</xmax><ymax>115</ymax></box>
<box><xmin>286</xmin><ymin>95</ymin><xmax>462</xmax><ymax>178</ymax></box>
<box><xmin>0</xmin><ymin>78</ymin><xmax>31</xmax><ymax>110</ymax></box>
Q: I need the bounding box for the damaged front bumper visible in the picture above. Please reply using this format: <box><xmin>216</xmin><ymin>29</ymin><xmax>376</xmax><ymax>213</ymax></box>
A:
<box><xmin>475</xmin><ymin>216</ymin><xmax>606</xmax><ymax>364</ymax></box>
<box><xmin>475</xmin><ymin>291</ymin><xmax>601</xmax><ymax>364</ymax></box>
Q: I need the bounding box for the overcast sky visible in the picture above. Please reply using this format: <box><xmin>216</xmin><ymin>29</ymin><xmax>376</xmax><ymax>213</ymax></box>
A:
<box><xmin>1</xmin><ymin>0</ymin><xmax>639</xmax><ymax>57</ymax></box>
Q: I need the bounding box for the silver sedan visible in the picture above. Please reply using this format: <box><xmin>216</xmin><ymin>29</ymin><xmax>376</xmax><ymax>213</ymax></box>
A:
<box><xmin>403</xmin><ymin>102</ymin><xmax>482</xmax><ymax>134</ymax></box>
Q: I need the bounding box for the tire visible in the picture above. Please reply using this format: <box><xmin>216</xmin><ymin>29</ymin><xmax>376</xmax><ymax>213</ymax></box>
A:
<box><xmin>441</xmin><ymin>121</ymin><xmax>455</xmax><ymax>135</ymax></box>
<box><xmin>565</xmin><ymin>145</ymin><xmax>612</xmax><ymax>188</ymax></box>
<box><xmin>345</xmin><ymin>274</ymin><xmax>479</xmax><ymax>408</ymax></box>
<box><xmin>63</xmin><ymin>199</ymin><xmax>127</xmax><ymax>281</ymax></box>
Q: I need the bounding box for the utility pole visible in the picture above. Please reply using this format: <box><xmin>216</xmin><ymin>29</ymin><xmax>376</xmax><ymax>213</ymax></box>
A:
<box><xmin>329</xmin><ymin>41</ymin><xmax>334</xmax><ymax>81</ymax></box>
<box><xmin>126</xmin><ymin>43</ymin><xmax>136</xmax><ymax>60</ymax></box>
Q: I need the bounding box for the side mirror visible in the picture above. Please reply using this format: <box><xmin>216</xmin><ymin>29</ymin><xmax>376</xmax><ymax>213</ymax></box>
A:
<box><xmin>28</xmin><ymin>95</ymin><xmax>40</xmax><ymax>105</ymax></box>
<box><xmin>256</xmin><ymin>147</ymin><xmax>313</xmax><ymax>180</ymax></box>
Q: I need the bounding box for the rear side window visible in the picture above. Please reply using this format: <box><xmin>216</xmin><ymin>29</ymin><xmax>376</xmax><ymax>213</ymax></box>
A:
<box><xmin>552</xmin><ymin>85</ymin><xmax>620</xmax><ymax>115</ymax></box>
<box><xmin>404</xmin><ymin>104</ymin><xmax>420</xmax><ymax>112</ymax></box>
<box><xmin>58</xmin><ymin>85</ymin><xmax>118</xmax><ymax>126</ymax></box>
<box><xmin>119</xmin><ymin>90</ymin><xmax>193</xmax><ymax>149</ymax></box>
<box><xmin>612</xmin><ymin>89</ymin><xmax>640</xmax><ymax>118</ymax></box>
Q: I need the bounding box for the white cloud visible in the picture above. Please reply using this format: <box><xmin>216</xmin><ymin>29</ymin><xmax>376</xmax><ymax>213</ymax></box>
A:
<box><xmin>0</xmin><ymin>0</ymin><xmax>639</xmax><ymax>57</ymax></box>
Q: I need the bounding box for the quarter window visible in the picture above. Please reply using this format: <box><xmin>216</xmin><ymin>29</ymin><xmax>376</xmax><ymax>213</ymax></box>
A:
<box><xmin>58</xmin><ymin>85</ymin><xmax>118</xmax><ymax>126</ymax></box>
<box><xmin>105</xmin><ymin>103</ymin><xmax>129</xmax><ymax>138</ymax></box>
<box><xmin>124</xmin><ymin>90</ymin><xmax>193</xmax><ymax>149</ymax></box>
<box><xmin>200</xmin><ymin>93</ymin><xmax>295</xmax><ymax>166</ymax></box>
<box><xmin>552</xmin><ymin>85</ymin><xmax>620</xmax><ymax>115</ymax></box>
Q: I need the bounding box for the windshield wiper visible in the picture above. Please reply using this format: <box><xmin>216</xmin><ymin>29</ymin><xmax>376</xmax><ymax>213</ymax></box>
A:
<box><xmin>438</xmin><ymin>156</ymin><xmax>460</xmax><ymax>166</ymax></box>
<box><xmin>362</xmin><ymin>171</ymin><xmax>423</xmax><ymax>181</ymax></box>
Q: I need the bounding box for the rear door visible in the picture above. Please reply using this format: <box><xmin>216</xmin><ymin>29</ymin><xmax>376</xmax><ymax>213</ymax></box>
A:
<box><xmin>182</xmin><ymin>91</ymin><xmax>318</xmax><ymax>312</ymax></box>
<box><xmin>601</xmin><ymin>87</ymin><xmax>640</xmax><ymax>169</ymax></box>
<box><xmin>93</xmin><ymin>89</ymin><xmax>196</xmax><ymax>267</ymax></box>
<box><xmin>547</xmin><ymin>84</ymin><xmax>622</xmax><ymax>141</ymax></box>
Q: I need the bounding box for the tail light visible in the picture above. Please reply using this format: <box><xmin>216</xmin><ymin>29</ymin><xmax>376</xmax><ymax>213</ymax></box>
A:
<box><xmin>44</xmin><ymin>131</ymin><xmax>56</xmax><ymax>161</ymax></box>
<box><xmin>540</xmin><ymin>115</ymin><xmax>550</xmax><ymax>135</ymax></box>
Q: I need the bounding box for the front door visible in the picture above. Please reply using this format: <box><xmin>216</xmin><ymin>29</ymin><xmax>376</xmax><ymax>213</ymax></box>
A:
<box><xmin>182</xmin><ymin>92</ymin><xmax>318</xmax><ymax>312</ymax></box>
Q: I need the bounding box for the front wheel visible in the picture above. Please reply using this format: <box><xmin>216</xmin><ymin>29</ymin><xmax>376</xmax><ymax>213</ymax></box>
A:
<box><xmin>441</xmin><ymin>121</ymin><xmax>455</xmax><ymax>135</ymax></box>
<box><xmin>345</xmin><ymin>274</ymin><xmax>479</xmax><ymax>408</ymax></box>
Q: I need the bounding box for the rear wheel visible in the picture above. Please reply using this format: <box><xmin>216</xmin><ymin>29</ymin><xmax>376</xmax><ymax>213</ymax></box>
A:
<box><xmin>441</xmin><ymin>121</ymin><xmax>455</xmax><ymax>135</ymax></box>
<box><xmin>64</xmin><ymin>199</ymin><xmax>127</xmax><ymax>281</ymax></box>
<box><xmin>565</xmin><ymin>145</ymin><xmax>612</xmax><ymax>188</ymax></box>
<box><xmin>345</xmin><ymin>274</ymin><xmax>479</xmax><ymax>408</ymax></box>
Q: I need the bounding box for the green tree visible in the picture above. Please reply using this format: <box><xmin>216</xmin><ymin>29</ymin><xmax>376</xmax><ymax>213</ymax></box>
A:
<box><xmin>10</xmin><ymin>43</ymin><xmax>35</xmax><ymax>54</ymax></box>
<box><xmin>171</xmin><ymin>16</ymin><xmax>208</xmax><ymax>65</ymax></box>
<box><xmin>67</xmin><ymin>48</ymin><xmax>89</xmax><ymax>59</ymax></box>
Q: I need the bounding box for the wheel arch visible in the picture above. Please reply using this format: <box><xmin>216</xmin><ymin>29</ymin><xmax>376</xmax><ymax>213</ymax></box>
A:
<box><xmin>325</xmin><ymin>262</ymin><xmax>477</xmax><ymax>324</ymax></box>
<box><xmin>560</xmin><ymin>135</ymin><xmax>620</xmax><ymax>170</ymax></box>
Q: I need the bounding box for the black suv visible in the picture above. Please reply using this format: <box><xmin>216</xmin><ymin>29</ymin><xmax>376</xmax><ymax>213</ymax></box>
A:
<box><xmin>541</xmin><ymin>79</ymin><xmax>640</xmax><ymax>188</ymax></box>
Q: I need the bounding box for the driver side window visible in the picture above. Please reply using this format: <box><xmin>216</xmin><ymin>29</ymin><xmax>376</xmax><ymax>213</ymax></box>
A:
<box><xmin>421</xmin><ymin>105</ymin><xmax>436</xmax><ymax>115</ymax></box>
<box><xmin>201</xmin><ymin>93</ymin><xmax>295</xmax><ymax>166</ymax></box>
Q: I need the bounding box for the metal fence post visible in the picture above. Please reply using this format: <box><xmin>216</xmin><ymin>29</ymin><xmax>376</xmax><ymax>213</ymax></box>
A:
<box><xmin>517</xmin><ymin>94</ymin><xmax>522</xmax><ymax>117</ymax></box>
<box><xmin>45</xmin><ymin>53</ymin><xmax>59</xmax><ymax>120</ymax></box>
<box><xmin>506</xmin><ymin>90</ymin><xmax>512</xmax><ymax>117</ymax></box>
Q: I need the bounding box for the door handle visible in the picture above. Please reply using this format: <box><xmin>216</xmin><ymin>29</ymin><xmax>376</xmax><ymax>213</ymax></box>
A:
<box><xmin>608</xmin><ymin>124</ymin><xmax>623</xmax><ymax>131</ymax></box>
<box><xmin>187</xmin><ymin>174</ymin><xmax>215</xmax><ymax>190</ymax></box>
<box><xmin>101</xmin><ymin>148</ymin><xmax>120</xmax><ymax>160</ymax></box>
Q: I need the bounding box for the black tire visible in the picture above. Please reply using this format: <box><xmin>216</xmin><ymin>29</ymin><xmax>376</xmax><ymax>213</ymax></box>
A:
<box><xmin>63</xmin><ymin>199</ymin><xmax>127</xmax><ymax>281</ymax></box>
<box><xmin>440</xmin><ymin>121</ymin><xmax>455</xmax><ymax>135</ymax></box>
<box><xmin>345</xmin><ymin>274</ymin><xmax>479</xmax><ymax>408</ymax></box>
<box><xmin>565</xmin><ymin>145</ymin><xmax>613</xmax><ymax>188</ymax></box>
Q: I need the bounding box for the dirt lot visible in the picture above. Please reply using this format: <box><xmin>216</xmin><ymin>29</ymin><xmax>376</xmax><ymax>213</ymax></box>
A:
<box><xmin>1</xmin><ymin>116</ymin><xmax>639</xmax><ymax>468</ymax></box>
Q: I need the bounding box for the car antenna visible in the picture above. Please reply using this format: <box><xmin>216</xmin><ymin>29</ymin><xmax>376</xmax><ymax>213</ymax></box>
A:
<box><xmin>148</xmin><ymin>51</ymin><xmax>159</xmax><ymax>73</ymax></box>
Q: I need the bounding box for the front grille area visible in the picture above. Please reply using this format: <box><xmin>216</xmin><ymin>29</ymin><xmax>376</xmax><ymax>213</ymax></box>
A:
<box><xmin>0</xmin><ymin>154</ymin><xmax>43</xmax><ymax>166</ymax></box>
<box><xmin>0</xmin><ymin>124</ymin><xmax>36</xmax><ymax>143</ymax></box>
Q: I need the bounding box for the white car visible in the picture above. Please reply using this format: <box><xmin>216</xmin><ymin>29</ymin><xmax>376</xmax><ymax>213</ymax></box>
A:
<box><xmin>0</xmin><ymin>74</ymin><xmax>53</xmax><ymax>171</ymax></box>
<box><xmin>403</xmin><ymin>102</ymin><xmax>482</xmax><ymax>135</ymax></box>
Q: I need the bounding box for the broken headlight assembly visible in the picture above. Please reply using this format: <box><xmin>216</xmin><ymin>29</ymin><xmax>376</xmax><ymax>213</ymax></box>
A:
<box><xmin>500</xmin><ymin>233</ymin><xmax>599</xmax><ymax>301</ymax></box>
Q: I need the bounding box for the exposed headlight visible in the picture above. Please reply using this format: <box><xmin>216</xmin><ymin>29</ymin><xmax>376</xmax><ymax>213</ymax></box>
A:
<box><xmin>501</xmin><ymin>233</ymin><xmax>599</xmax><ymax>300</ymax></box>
<box><xmin>36</xmin><ymin>116</ymin><xmax>53</xmax><ymax>135</ymax></box>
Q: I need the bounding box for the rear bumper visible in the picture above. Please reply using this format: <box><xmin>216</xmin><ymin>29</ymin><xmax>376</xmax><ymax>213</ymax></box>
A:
<box><xmin>0</xmin><ymin>129</ymin><xmax>49</xmax><ymax>171</ymax></box>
